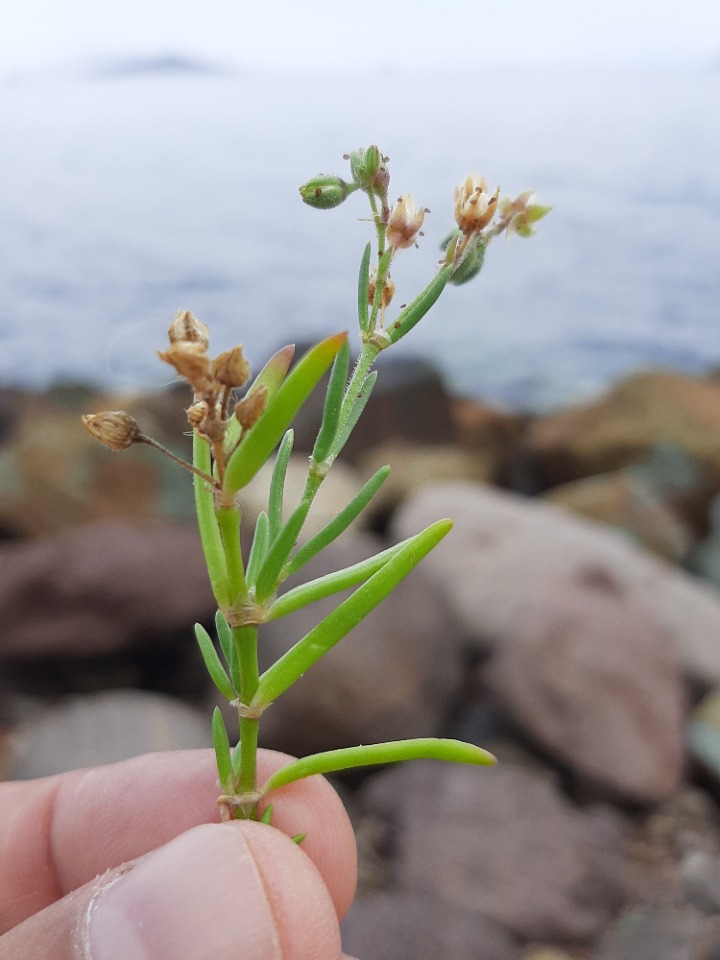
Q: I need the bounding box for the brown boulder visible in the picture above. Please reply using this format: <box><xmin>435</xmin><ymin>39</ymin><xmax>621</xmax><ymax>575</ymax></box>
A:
<box><xmin>524</xmin><ymin>371</ymin><xmax>720</xmax><ymax>488</ymax></box>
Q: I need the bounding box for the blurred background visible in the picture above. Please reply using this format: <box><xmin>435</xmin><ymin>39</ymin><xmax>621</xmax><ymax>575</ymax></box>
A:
<box><xmin>3</xmin><ymin>4</ymin><xmax>720</xmax><ymax>959</ymax></box>
<box><xmin>2</xmin><ymin>0</ymin><xmax>719</xmax><ymax>408</ymax></box>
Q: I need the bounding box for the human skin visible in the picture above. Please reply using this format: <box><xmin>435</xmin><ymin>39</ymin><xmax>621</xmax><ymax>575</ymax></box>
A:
<box><xmin>0</xmin><ymin>749</ymin><xmax>358</xmax><ymax>960</ymax></box>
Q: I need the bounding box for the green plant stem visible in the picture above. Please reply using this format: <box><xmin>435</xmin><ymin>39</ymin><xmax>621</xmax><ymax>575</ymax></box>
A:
<box><xmin>193</xmin><ymin>433</ymin><xmax>230</xmax><ymax>608</ymax></box>
<box><xmin>217</xmin><ymin>505</ymin><xmax>247</xmax><ymax>606</ymax></box>
<box><xmin>337</xmin><ymin>341</ymin><xmax>381</xmax><ymax>444</ymax></box>
<box><xmin>234</xmin><ymin>624</ymin><xmax>260</xmax><ymax>815</ymax></box>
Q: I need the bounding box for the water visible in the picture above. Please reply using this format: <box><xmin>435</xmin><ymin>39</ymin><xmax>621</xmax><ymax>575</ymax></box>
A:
<box><xmin>1</xmin><ymin>60</ymin><xmax>719</xmax><ymax>409</ymax></box>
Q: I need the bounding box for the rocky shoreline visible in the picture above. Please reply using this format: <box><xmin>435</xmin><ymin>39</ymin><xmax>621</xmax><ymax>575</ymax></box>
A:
<box><xmin>3</xmin><ymin>358</ymin><xmax>720</xmax><ymax>959</ymax></box>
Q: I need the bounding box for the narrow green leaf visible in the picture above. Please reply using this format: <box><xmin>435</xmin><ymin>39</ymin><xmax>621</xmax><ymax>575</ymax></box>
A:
<box><xmin>193</xmin><ymin>434</ymin><xmax>229</xmax><ymax>607</ymax></box>
<box><xmin>269</xmin><ymin>430</ymin><xmax>295</xmax><ymax>542</ymax></box>
<box><xmin>224</xmin><ymin>333</ymin><xmax>347</xmax><ymax>494</ymax></box>
<box><xmin>195</xmin><ymin>623</ymin><xmax>235</xmax><ymax>700</ymax></box>
<box><xmin>259</xmin><ymin>738</ymin><xmax>496</xmax><ymax>796</ymax></box>
<box><xmin>267</xmin><ymin>538</ymin><xmax>409</xmax><ymax>621</ymax></box>
<box><xmin>216</xmin><ymin>609</ymin><xmax>241</xmax><ymax>692</ymax></box>
<box><xmin>246</xmin><ymin>511</ymin><xmax>270</xmax><ymax>587</ymax></box>
<box><xmin>259</xmin><ymin>803</ymin><xmax>274</xmax><ymax>825</ymax></box>
<box><xmin>332</xmin><ymin>370</ymin><xmax>377</xmax><ymax>460</ymax></box>
<box><xmin>254</xmin><ymin>499</ymin><xmax>311</xmax><ymax>602</ymax></box>
<box><xmin>357</xmin><ymin>242</ymin><xmax>372</xmax><ymax>333</ymax></box>
<box><xmin>252</xmin><ymin>519</ymin><xmax>452</xmax><ymax>709</ymax></box>
<box><xmin>292</xmin><ymin>834</ymin><xmax>306</xmax><ymax>845</ymax></box>
<box><xmin>285</xmin><ymin>465</ymin><xmax>390</xmax><ymax>577</ymax></box>
<box><xmin>215</xmin><ymin>609</ymin><xmax>233</xmax><ymax>667</ymax></box>
<box><xmin>212</xmin><ymin>707</ymin><xmax>233</xmax><ymax>790</ymax></box>
<box><xmin>312</xmin><ymin>338</ymin><xmax>350</xmax><ymax>465</ymax></box>
<box><xmin>224</xmin><ymin>344</ymin><xmax>296</xmax><ymax>456</ymax></box>
<box><xmin>388</xmin><ymin>265</ymin><xmax>451</xmax><ymax>344</ymax></box>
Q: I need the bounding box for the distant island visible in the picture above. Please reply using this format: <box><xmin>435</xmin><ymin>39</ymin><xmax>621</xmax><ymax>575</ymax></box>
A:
<box><xmin>90</xmin><ymin>55</ymin><xmax>229</xmax><ymax>80</ymax></box>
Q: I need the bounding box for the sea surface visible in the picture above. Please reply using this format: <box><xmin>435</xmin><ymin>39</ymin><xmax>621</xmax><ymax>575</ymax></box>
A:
<box><xmin>1</xmin><ymin>59</ymin><xmax>719</xmax><ymax>409</ymax></box>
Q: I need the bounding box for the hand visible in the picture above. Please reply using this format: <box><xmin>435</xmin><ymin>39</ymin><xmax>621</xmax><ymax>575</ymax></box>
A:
<box><xmin>0</xmin><ymin>749</ymin><xmax>358</xmax><ymax>959</ymax></box>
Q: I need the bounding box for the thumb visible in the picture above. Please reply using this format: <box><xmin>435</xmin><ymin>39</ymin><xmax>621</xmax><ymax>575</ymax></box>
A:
<box><xmin>2</xmin><ymin>821</ymin><xmax>358</xmax><ymax>960</ymax></box>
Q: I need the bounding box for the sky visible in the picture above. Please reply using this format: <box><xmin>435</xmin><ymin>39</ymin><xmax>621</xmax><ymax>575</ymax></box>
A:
<box><xmin>2</xmin><ymin>0</ymin><xmax>719</xmax><ymax>76</ymax></box>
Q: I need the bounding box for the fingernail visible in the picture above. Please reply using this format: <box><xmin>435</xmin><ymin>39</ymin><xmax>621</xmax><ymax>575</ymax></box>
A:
<box><xmin>85</xmin><ymin>824</ymin><xmax>278</xmax><ymax>960</ymax></box>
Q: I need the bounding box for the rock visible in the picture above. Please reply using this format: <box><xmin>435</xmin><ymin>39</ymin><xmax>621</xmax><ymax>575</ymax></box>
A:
<box><xmin>680</xmin><ymin>851</ymin><xmax>720</xmax><ymax>913</ymax></box>
<box><xmin>392</xmin><ymin>483</ymin><xmax>720</xmax><ymax>686</ymax></box>
<box><xmin>0</xmin><ymin>520</ymin><xmax>215</xmax><ymax>659</ymax></box>
<box><xmin>289</xmin><ymin>352</ymin><xmax>456</xmax><ymax>461</ymax></box>
<box><xmin>237</xmin><ymin>455</ymin><xmax>364</xmax><ymax>541</ymax></box>
<box><xmin>687</xmin><ymin>688</ymin><xmax>720</xmax><ymax>789</ymax></box>
<box><xmin>451</xmin><ymin>397</ymin><xmax>527</xmax><ymax>485</ymax></box>
<box><xmin>592</xmin><ymin>905</ymin><xmax>709</xmax><ymax>960</ymax></box>
<box><xmin>5</xmin><ymin>689</ymin><xmax>210</xmax><ymax>779</ymax></box>
<box><xmin>523</xmin><ymin>371</ymin><xmax>720</xmax><ymax>489</ymax></box>
<box><xmin>254</xmin><ymin>532</ymin><xmax>462</xmax><ymax>758</ymax></box>
<box><xmin>341</xmin><ymin>891</ymin><xmax>521</xmax><ymax>960</ymax></box>
<box><xmin>0</xmin><ymin>387</ymin><xmax>196</xmax><ymax>537</ymax></box>
<box><xmin>486</xmin><ymin>568</ymin><xmax>686</xmax><ymax>804</ymax></box>
<box><xmin>359</xmin><ymin>761</ymin><xmax>627</xmax><ymax>944</ymax></box>
<box><xmin>543</xmin><ymin>472</ymin><xmax>694</xmax><ymax>563</ymax></box>
<box><xmin>357</xmin><ymin>441</ymin><xmax>496</xmax><ymax>519</ymax></box>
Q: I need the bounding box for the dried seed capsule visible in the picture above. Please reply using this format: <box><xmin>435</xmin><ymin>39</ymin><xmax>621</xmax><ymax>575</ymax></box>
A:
<box><xmin>167</xmin><ymin>309</ymin><xmax>210</xmax><ymax>348</ymax></box>
<box><xmin>82</xmin><ymin>411</ymin><xmax>142</xmax><ymax>451</ymax></box>
<box><xmin>234</xmin><ymin>384</ymin><xmax>268</xmax><ymax>431</ymax></box>
<box><xmin>212</xmin><ymin>346</ymin><xmax>251</xmax><ymax>388</ymax></box>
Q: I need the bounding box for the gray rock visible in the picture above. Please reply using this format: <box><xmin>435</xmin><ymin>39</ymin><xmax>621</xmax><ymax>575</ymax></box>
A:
<box><xmin>341</xmin><ymin>891</ymin><xmax>521</xmax><ymax>960</ymax></box>
<box><xmin>681</xmin><ymin>851</ymin><xmax>720</xmax><ymax>913</ymax></box>
<box><xmin>360</xmin><ymin>761</ymin><xmax>627</xmax><ymax>944</ymax></box>
<box><xmin>6</xmin><ymin>689</ymin><xmax>210</xmax><ymax>779</ymax></box>
<box><xmin>256</xmin><ymin>532</ymin><xmax>463</xmax><ymax>757</ymax></box>
<box><xmin>392</xmin><ymin>483</ymin><xmax>720</xmax><ymax>685</ymax></box>
<box><xmin>486</xmin><ymin>568</ymin><xmax>686</xmax><ymax>803</ymax></box>
<box><xmin>592</xmin><ymin>905</ymin><xmax>707</xmax><ymax>960</ymax></box>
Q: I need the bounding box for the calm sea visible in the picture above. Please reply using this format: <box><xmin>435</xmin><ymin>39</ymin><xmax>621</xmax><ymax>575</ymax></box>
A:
<box><xmin>1</xmin><ymin>60</ymin><xmax>719</xmax><ymax>409</ymax></box>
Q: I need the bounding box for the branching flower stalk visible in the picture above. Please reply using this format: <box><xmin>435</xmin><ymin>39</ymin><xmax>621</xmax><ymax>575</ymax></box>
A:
<box><xmin>83</xmin><ymin>146</ymin><xmax>549</xmax><ymax>825</ymax></box>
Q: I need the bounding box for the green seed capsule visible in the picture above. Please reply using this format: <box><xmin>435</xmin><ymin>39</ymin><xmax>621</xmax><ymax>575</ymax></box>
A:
<box><xmin>450</xmin><ymin>243</ymin><xmax>486</xmax><ymax>285</ymax></box>
<box><xmin>299</xmin><ymin>175</ymin><xmax>355</xmax><ymax>209</ymax></box>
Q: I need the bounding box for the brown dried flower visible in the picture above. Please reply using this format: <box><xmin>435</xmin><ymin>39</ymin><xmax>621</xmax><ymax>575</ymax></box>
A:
<box><xmin>234</xmin><ymin>385</ymin><xmax>268</xmax><ymax>431</ymax></box>
<box><xmin>212</xmin><ymin>346</ymin><xmax>251</xmax><ymax>388</ymax></box>
<box><xmin>386</xmin><ymin>194</ymin><xmax>425</xmax><ymax>251</ymax></box>
<box><xmin>158</xmin><ymin>340</ymin><xmax>214</xmax><ymax>393</ymax></box>
<box><xmin>82</xmin><ymin>411</ymin><xmax>143</xmax><ymax>451</ymax></box>
<box><xmin>454</xmin><ymin>175</ymin><xmax>499</xmax><ymax>234</ymax></box>
<box><xmin>167</xmin><ymin>309</ymin><xmax>210</xmax><ymax>348</ymax></box>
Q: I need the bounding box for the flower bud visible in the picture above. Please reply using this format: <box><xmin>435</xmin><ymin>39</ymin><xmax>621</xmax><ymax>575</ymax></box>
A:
<box><xmin>299</xmin><ymin>175</ymin><xmax>355</xmax><ymax>209</ymax></box>
<box><xmin>167</xmin><ymin>309</ymin><xmax>209</xmax><ymax>348</ymax></box>
<box><xmin>82</xmin><ymin>410</ymin><xmax>142</xmax><ymax>451</ymax></box>
<box><xmin>234</xmin><ymin>384</ymin><xmax>268</xmax><ymax>431</ymax></box>
<box><xmin>349</xmin><ymin>145</ymin><xmax>381</xmax><ymax>185</ymax></box>
<box><xmin>450</xmin><ymin>243</ymin><xmax>485</xmax><ymax>285</ymax></box>
<box><xmin>212</xmin><ymin>345</ymin><xmax>251</xmax><ymax>388</ymax></box>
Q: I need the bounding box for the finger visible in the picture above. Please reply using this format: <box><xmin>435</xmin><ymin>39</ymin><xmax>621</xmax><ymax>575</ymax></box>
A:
<box><xmin>1</xmin><ymin>819</ymin><xmax>359</xmax><ymax>960</ymax></box>
<box><xmin>0</xmin><ymin>749</ymin><xmax>356</xmax><ymax>934</ymax></box>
